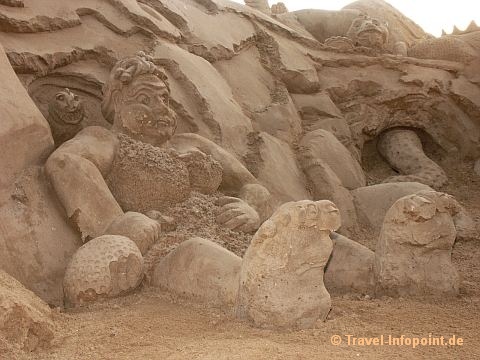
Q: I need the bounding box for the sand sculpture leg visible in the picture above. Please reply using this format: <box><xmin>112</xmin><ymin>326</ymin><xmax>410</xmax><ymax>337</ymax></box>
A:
<box><xmin>377</xmin><ymin>128</ymin><xmax>448</xmax><ymax>189</ymax></box>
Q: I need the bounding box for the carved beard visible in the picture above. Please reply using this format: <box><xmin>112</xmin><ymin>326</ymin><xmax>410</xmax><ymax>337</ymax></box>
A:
<box><xmin>48</xmin><ymin>101</ymin><xmax>85</xmax><ymax>126</ymax></box>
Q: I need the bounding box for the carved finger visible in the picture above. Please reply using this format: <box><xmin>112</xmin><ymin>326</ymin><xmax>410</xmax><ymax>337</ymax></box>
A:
<box><xmin>216</xmin><ymin>208</ymin><xmax>245</xmax><ymax>224</ymax></box>
<box><xmin>216</xmin><ymin>196</ymin><xmax>242</xmax><ymax>207</ymax></box>
<box><xmin>236</xmin><ymin>221</ymin><xmax>257</xmax><ymax>233</ymax></box>
<box><xmin>223</xmin><ymin>215</ymin><xmax>249</xmax><ymax>231</ymax></box>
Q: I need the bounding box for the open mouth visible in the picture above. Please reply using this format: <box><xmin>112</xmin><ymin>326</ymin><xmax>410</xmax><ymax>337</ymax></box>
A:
<box><xmin>359</xmin><ymin>28</ymin><xmax>383</xmax><ymax>36</ymax></box>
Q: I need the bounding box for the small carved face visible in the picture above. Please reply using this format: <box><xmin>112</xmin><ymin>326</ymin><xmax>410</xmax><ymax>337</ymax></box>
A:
<box><xmin>348</xmin><ymin>16</ymin><xmax>389</xmax><ymax>49</ymax></box>
<box><xmin>52</xmin><ymin>89</ymin><xmax>83</xmax><ymax>124</ymax></box>
<box><xmin>115</xmin><ymin>74</ymin><xmax>177</xmax><ymax>146</ymax></box>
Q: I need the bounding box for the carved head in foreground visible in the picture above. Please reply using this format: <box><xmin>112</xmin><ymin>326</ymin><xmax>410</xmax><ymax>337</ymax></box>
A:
<box><xmin>347</xmin><ymin>15</ymin><xmax>389</xmax><ymax>50</ymax></box>
<box><xmin>258</xmin><ymin>200</ymin><xmax>341</xmax><ymax>240</ymax></box>
<box><xmin>102</xmin><ymin>52</ymin><xmax>177</xmax><ymax>147</ymax></box>
<box><xmin>392</xmin><ymin>191</ymin><xmax>460</xmax><ymax>224</ymax></box>
<box><xmin>48</xmin><ymin>88</ymin><xmax>85</xmax><ymax>125</ymax></box>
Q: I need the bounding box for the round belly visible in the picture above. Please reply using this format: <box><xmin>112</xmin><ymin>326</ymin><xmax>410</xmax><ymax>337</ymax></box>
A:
<box><xmin>106</xmin><ymin>134</ymin><xmax>191</xmax><ymax>213</ymax></box>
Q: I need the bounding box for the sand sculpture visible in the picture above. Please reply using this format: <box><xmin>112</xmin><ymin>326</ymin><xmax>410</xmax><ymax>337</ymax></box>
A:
<box><xmin>64</xmin><ymin>235</ymin><xmax>144</xmax><ymax>307</ymax></box>
<box><xmin>45</xmin><ymin>52</ymin><xmax>270</xmax><ymax>243</ymax></box>
<box><xmin>237</xmin><ymin>200</ymin><xmax>341</xmax><ymax>329</ymax></box>
<box><xmin>0</xmin><ymin>0</ymin><xmax>479</xmax><ymax>350</ymax></box>
<box><xmin>47</xmin><ymin>88</ymin><xmax>86</xmax><ymax>147</ymax></box>
<box><xmin>375</xmin><ymin>191</ymin><xmax>461</xmax><ymax>297</ymax></box>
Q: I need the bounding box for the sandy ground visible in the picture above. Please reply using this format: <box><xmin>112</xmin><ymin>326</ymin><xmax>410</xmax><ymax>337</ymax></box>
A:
<box><xmin>11</xmin><ymin>250</ymin><xmax>480</xmax><ymax>360</ymax></box>
<box><xmin>5</xmin><ymin>148</ymin><xmax>480</xmax><ymax>360</ymax></box>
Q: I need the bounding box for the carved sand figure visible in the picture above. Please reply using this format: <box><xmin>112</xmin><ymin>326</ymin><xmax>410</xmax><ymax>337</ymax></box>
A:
<box><xmin>377</xmin><ymin>128</ymin><xmax>448</xmax><ymax>189</ymax></box>
<box><xmin>0</xmin><ymin>0</ymin><xmax>479</xmax><ymax>354</ymax></box>
<box><xmin>46</xmin><ymin>52</ymin><xmax>272</xmax><ymax>305</ymax></box>
<box><xmin>47</xmin><ymin>88</ymin><xmax>85</xmax><ymax>147</ymax></box>
<box><xmin>374</xmin><ymin>191</ymin><xmax>461</xmax><ymax>297</ymax></box>
<box><xmin>298</xmin><ymin>13</ymin><xmax>390</xmax><ymax>53</ymax></box>
<box><xmin>346</xmin><ymin>14</ymin><xmax>389</xmax><ymax>50</ymax></box>
<box><xmin>409</xmin><ymin>22</ymin><xmax>480</xmax><ymax>63</ymax></box>
<box><xmin>46</xmin><ymin>52</ymin><xmax>271</xmax><ymax>244</ymax></box>
<box><xmin>236</xmin><ymin>200</ymin><xmax>341</xmax><ymax>329</ymax></box>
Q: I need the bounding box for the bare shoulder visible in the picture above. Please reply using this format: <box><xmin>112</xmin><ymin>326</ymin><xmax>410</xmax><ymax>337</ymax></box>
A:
<box><xmin>49</xmin><ymin>126</ymin><xmax>119</xmax><ymax>175</ymax></box>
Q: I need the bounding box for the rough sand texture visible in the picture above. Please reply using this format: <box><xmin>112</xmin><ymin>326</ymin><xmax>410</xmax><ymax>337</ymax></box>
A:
<box><xmin>12</xmin><ymin>243</ymin><xmax>480</xmax><ymax>360</ymax></box>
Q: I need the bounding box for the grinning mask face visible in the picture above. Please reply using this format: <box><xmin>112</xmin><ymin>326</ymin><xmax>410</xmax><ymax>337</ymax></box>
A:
<box><xmin>49</xmin><ymin>88</ymin><xmax>85</xmax><ymax>125</ymax></box>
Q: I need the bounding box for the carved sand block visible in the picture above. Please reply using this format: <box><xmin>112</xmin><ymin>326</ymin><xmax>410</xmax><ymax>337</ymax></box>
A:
<box><xmin>152</xmin><ymin>238</ymin><xmax>242</xmax><ymax>307</ymax></box>
<box><xmin>325</xmin><ymin>233</ymin><xmax>375</xmax><ymax>296</ymax></box>
<box><xmin>63</xmin><ymin>235</ymin><xmax>144</xmax><ymax>307</ymax></box>
<box><xmin>377</xmin><ymin>128</ymin><xmax>448</xmax><ymax>189</ymax></box>
<box><xmin>374</xmin><ymin>191</ymin><xmax>460</xmax><ymax>297</ymax></box>
<box><xmin>236</xmin><ymin>200</ymin><xmax>341</xmax><ymax>329</ymax></box>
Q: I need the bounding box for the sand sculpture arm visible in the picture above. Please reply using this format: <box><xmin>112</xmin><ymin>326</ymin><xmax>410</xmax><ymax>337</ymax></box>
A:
<box><xmin>45</xmin><ymin>126</ymin><xmax>124</xmax><ymax>241</ymax></box>
<box><xmin>171</xmin><ymin>133</ymin><xmax>274</xmax><ymax>231</ymax></box>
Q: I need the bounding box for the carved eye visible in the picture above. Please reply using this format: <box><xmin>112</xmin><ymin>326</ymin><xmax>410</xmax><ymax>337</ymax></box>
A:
<box><xmin>56</xmin><ymin>94</ymin><xmax>65</xmax><ymax>101</ymax></box>
<box><xmin>73</xmin><ymin>95</ymin><xmax>79</xmax><ymax>101</ymax></box>
<box><xmin>137</xmin><ymin>94</ymin><xmax>150</xmax><ymax>105</ymax></box>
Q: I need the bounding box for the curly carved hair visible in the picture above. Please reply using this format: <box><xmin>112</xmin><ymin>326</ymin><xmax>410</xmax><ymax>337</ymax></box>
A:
<box><xmin>101</xmin><ymin>52</ymin><xmax>170</xmax><ymax>124</ymax></box>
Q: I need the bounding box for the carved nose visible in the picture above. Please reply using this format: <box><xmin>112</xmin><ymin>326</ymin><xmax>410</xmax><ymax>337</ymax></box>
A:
<box><xmin>152</xmin><ymin>103</ymin><xmax>169</xmax><ymax>115</ymax></box>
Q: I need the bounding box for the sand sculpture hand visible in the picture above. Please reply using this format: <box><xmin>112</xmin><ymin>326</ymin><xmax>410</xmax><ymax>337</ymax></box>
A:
<box><xmin>104</xmin><ymin>212</ymin><xmax>162</xmax><ymax>254</ymax></box>
<box><xmin>216</xmin><ymin>197</ymin><xmax>260</xmax><ymax>233</ymax></box>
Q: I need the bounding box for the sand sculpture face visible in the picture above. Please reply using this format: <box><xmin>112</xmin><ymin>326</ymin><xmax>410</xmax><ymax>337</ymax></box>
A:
<box><xmin>102</xmin><ymin>53</ymin><xmax>178</xmax><ymax>147</ymax></box>
<box><xmin>48</xmin><ymin>88</ymin><xmax>85</xmax><ymax>125</ymax></box>
<box><xmin>347</xmin><ymin>15</ymin><xmax>389</xmax><ymax>49</ymax></box>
